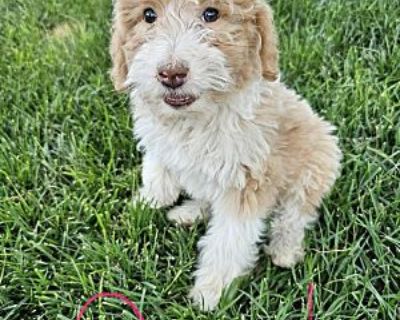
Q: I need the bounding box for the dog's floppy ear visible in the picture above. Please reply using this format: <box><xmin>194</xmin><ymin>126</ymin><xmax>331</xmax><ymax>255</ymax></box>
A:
<box><xmin>110</xmin><ymin>2</ymin><xmax>129</xmax><ymax>92</ymax></box>
<box><xmin>255</xmin><ymin>2</ymin><xmax>279</xmax><ymax>81</ymax></box>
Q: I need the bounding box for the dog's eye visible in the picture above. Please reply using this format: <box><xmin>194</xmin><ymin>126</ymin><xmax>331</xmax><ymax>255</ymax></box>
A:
<box><xmin>144</xmin><ymin>8</ymin><xmax>157</xmax><ymax>23</ymax></box>
<box><xmin>202</xmin><ymin>7</ymin><xmax>219</xmax><ymax>23</ymax></box>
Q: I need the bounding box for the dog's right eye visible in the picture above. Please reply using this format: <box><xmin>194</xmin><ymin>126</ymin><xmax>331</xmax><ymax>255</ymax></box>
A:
<box><xmin>144</xmin><ymin>8</ymin><xmax>157</xmax><ymax>23</ymax></box>
<box><xmin>202</xmin><ymin>7</ymin><xmax>219</xmax><ymax>23</ymax></box>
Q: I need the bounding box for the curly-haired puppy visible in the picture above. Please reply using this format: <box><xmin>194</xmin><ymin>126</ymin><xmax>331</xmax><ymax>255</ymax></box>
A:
<box><xmin>110</xmin><ymin>0</ymin><xmax>341</xmax><ymax>310</ymax></box>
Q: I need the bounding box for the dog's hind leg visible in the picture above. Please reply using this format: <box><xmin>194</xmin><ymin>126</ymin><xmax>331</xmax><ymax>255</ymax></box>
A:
<box><xmin>264</xmin><ymin>203</ymin><xmax>317</xmax><ymax>268</ymax></box>
<box><xmin>264</xmin><ymin>117</ymin><xmax>341</xmax><ymax>268</ymax></box>
<box><xmin>264</xmin><ymin>148</ymin><xmax>339</xmax><ymax>268</ymax></box>
<box><xmin>167</xmin><ymin>200</ymin><xmax>210</xmax><ymax>226</ymax></box>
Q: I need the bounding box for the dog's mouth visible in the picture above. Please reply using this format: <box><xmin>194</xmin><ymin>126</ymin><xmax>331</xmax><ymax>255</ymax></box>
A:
<box><xmin>164</xmin><ymin>93</ymin><xmax>196</xmax><ymax>109</ymax></box>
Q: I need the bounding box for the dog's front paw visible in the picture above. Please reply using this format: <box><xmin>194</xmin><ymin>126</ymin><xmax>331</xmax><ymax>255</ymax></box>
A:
<box><xmin>167</xmin><ymin>206</ymin><xmax>197</xmax><ymax>226</ymax></box>
<box><xmin>189</xmin><ymin>283</ymin><xmax>222</xmax><ymax>311</ymax></box>
<box><xmin>264</xmin><ymin>244</ymin><xmax>304</xmax><ymax>268</ymax></box>
<box><xmin>133</xmin><ymin>186</ymin><xmax>178</xmax><ymax>209</ymax></box>
<box><xmin>167</xmin><ymin>200</ymin><xmax>209</xmax><ymax>226</ymax></box>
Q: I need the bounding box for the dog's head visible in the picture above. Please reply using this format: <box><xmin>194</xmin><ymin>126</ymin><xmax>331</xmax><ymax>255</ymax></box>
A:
<box><xmin>111</xmin><ymin>0</ymin><xmax>278</xmax><ymax>113</ymax></box>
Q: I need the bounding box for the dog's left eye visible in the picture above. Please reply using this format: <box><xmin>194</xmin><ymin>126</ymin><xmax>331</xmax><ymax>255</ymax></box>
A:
<box><xmin>144</xmin><ymin>8</ymin><xmax>157</xmax><ymax>23</ymax></box>
<box><xmin>202</xmin><ymin>7</ymin><xmax>219</xmax><ymax>23</ymax></box>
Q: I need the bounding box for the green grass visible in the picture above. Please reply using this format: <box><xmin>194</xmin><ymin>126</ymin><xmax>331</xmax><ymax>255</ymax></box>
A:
<box><xmin>0</xmin><ymin>0</ymin><xmax>399</xmax><ymax>319</ymax></box>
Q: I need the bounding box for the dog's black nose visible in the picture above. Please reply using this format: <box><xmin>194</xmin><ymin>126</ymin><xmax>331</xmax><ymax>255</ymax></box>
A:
<box><xmin>157</xmin><ymin>66</ymin><xmax>188</xmax><ymax>89</ymax></box>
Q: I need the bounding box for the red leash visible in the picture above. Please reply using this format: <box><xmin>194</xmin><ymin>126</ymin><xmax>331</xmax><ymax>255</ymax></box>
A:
<box><xmin>307</xmin><ymin>283</ymin><xmax>315</xmax><ymax>320</ymax></box>
<box><xmin>76</xmin><ymin>292</ymin><xmax>144</xmax><ymax>320</ymax></box>
<box><xmin>76</xmin><ymin>286</ymin><xmax>314</xmax><ymax>319</ymax></box>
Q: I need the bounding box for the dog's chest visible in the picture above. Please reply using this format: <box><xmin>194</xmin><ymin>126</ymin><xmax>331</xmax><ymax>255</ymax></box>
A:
<box><xmin>135</xmin><ymin>115</ymin><xmax>269</xmax><ymax>199</ymax></box>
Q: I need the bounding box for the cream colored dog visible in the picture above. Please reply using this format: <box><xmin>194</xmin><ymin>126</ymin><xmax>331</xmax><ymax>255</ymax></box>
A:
<box><xmin>110</xmin><ymin>0</ymin><xmax>341</xmax><ymax>310</ymax></box>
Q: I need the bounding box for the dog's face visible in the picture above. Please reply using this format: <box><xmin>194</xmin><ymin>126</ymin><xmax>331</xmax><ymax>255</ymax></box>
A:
<box><xmin>111</xmin><ymin>0</ymin><xmax>278</xmax><ymax>114</ymax></box>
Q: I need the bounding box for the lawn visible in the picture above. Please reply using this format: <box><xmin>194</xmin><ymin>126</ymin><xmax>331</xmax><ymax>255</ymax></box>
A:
<box><xmin>0</xmin><ymin>0</ymin><xmax>399</xmax><ymax>319</ymax></box>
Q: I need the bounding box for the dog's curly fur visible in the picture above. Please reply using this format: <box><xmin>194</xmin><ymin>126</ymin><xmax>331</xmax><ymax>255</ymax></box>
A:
<box><xmin>110</xmin><ymin>0</ymin><xmax>341</xmax><ymax>310</ymax></box>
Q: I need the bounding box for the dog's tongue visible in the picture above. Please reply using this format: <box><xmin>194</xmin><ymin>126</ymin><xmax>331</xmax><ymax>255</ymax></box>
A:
<box><xmin>164</xmin><ymin>93</ymin><xmax>196</xmax><ymax>108</ymax></box>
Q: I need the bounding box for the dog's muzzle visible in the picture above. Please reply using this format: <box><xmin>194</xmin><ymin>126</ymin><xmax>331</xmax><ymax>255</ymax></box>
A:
<box><xmin>157</xmin><ymin>64</ymin><xmax>196</xmax><ymax>108</ymax></box>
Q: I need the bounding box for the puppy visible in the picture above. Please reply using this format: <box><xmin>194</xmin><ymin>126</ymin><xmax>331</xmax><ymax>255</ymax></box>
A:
<box><xmin>110</xmin><ymin>0</ymin><xmax>341</xmax><ymax>311</ymax></box>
